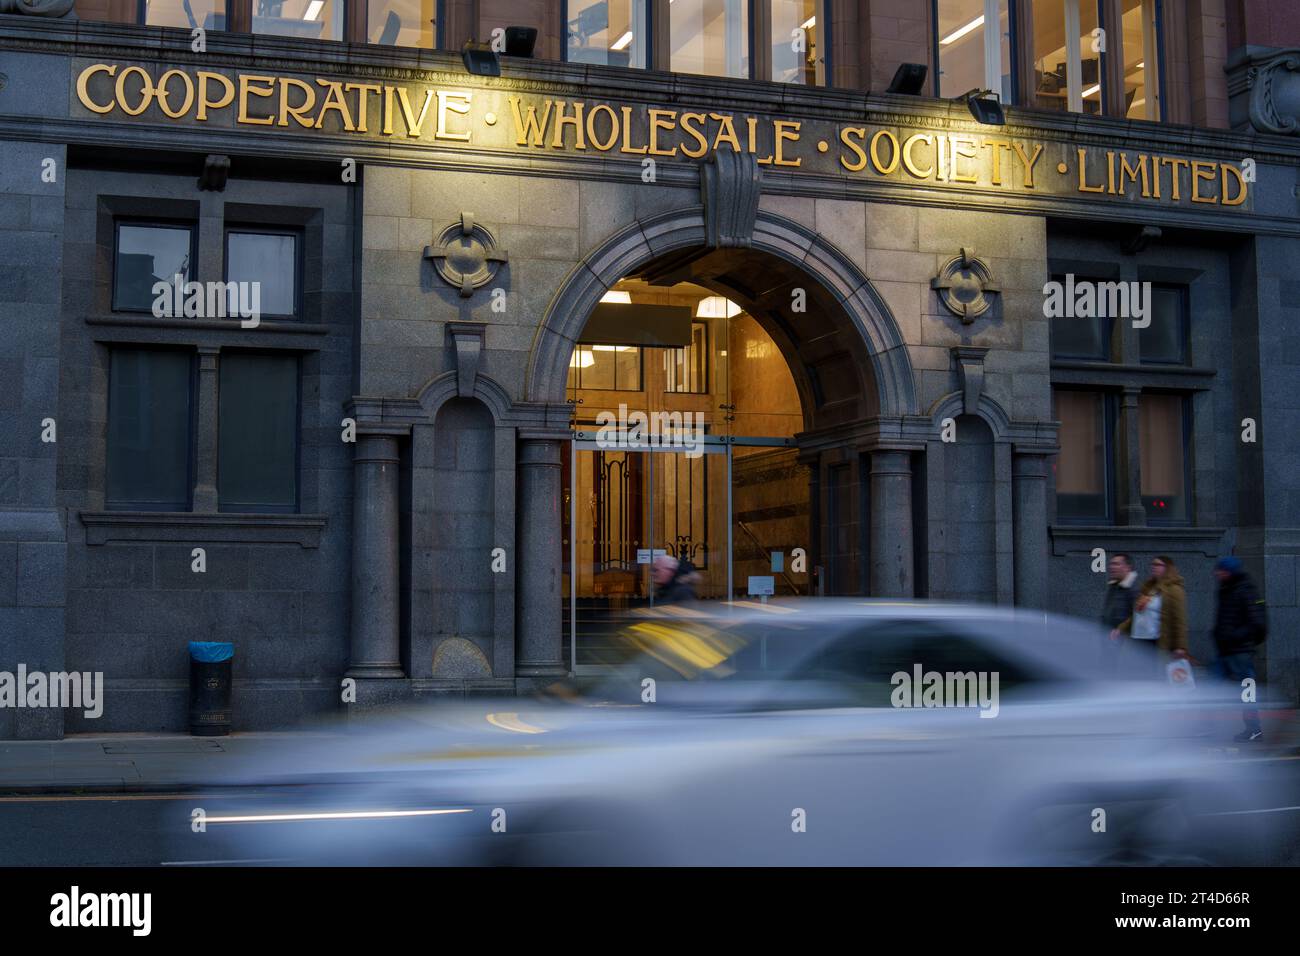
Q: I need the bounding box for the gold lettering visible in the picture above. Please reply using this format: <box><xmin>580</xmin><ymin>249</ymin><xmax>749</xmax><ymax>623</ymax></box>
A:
<box><xmin>508</xmin><ymin>95</ymin><xmax>553</xmax><ymax>146</ymax></box>
<box><xmin>154</xmin><ymin>69</ymin><xmax>194</xmax><ymax>119</ymax></box>
<box><xmin>1221</xmin><ymin>162</ymin><xmax>1248</xmax><ymax>206</ymax></box>
<box><xmin>869</xmin><ymin>130</ymin><xmax>899</xmax><ymax>175</ymax></box>
<box><xmin>196</xmin><ymin>71</ymin><xmax>234</xmax><ymax>121</ymax></box>
<box><xmin>114</xmin><ymin>65</ymin><xmax>154</xmax><ymax>117</ymax></box>
<box><xmin>1191</xmin><ymin>160</ymin><xmax>1218</xmax><ymax>203</ymax></box>
<box><xmin>1162</xmin><ymin>157</ymin><xmax>1189</xmax><ymax>200</ymax></box>
<box><xmin>75</xmin><ymin>64</ymin><xmax>117</xmax><ymax>115</ymax></box>
<box><xmin>984</xmin><ymin>139</ymin><xmax>1011</xmax><ymax>185</ymax></box>
<box><xmin>649</xmin><ymin>109</ymin><xmax>679</xmax><ymax>157</ymax></box>
<box><xmin>345</xmin><ymin>82</ymin><xmax>381</xmax><ymax>133</ymax></box>
<box><xmin>679</xmin><ymin>112</ymin><xmax>709</xmax><ymax>158</ymax></box>
<box><xmin>551</xmin><ymin>99</ymin><xmax>586</xmax><ymax>149</ymax></box>
<box><xmin>382</xmin><ymin>85</ymin><xmax>395</xmax><ymax>135</ymax></box>
<box><xmin>838</xmin><ymin>126</ymin><xmax>867</xmax><ymax>171</ymax></box>
<box><xmin>436</xmin><ymin>90</ymin><xmax>472</xmax><ymax>142</ymax></box>
<box><xmin>746</xmin><ymin>116</ymin><xmax>772</xmax><ymax>164</ymax></box>
<box><xmin>585</xmin><ymin>103</ymin><xmax>619</xmax><ymax>151</ymax></box>
<box><xmin>315</xmin><ymin>79</ymin><xmax>355</xmax><ymax>132</ymax></box>
<box><xmin>901</xmin><ymin>133</ymin><xmax>934</xmax><ymax>179</ymax></box>
<box><xmin>1118</xmin><ymin>153</ymin><xmax>1150</xmax><ymax>197</ymax></box>
<box><xmin>773</xmin><ymin>120</ymin><xmax>800</xmax><ymax>167</ymax></box>
<box><xmin>619</xmin><ymin>105</ymin><xmax>647</xmax><ymax>154</ymax></box>
<box><xmin>1105</xmin><ymin>150</ymin><xmax>1117</xmax><ymax>194</ymax></box>
<box><xmin>950</xmin><ymin>135</ymin><xmax>978</xmax><ymax>184</ymax></box>
<box><xmin>278</xmin><ymin>77</ymin><xmax>317</xmax><ymax>128</ymax></box>
<box><xmin>1013</xmin><ymin>142</ymin><xmax>1043</xmax><ymax>188</ymax></box>
<box><xmin>709</xmin><ymin>113</ymin><xmax>741</xmax><ymax>152</ymax></box>
<box><xmin>238</xmin><ymin>74</ymin><xmax>276</xmax><ymax>126</ymax></box>
<box><xmin>1076</xmin><ymin>147</ymin><xmax>1105</xmax><ymax>193</ymax></box>
<box><xmin>395</xmin><ymin>87</ymin><xmax>435</xmax><ymax>138</ymax></box>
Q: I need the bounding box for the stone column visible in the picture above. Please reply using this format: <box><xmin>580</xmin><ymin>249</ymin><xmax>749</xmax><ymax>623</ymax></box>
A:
<box><xmin>193</xmin><ymin>346</ymin><xmax>220</xmax><ymax>512</ymax></box>
<box><xmin>1012</xmin><ymin>449</ymin><xmax>1052</xmax><ymax>609</ymax></box>
<box><xmin>516</xmin><ymin>435</ymin><xmax>567</xmax><ymax>687</ymax></box>
<box><xmin>1117</xmin><ymin>386</ymin><xmax>1146</xmax><ymax>525</ymax></box>
<box><xmin>869</xmin><ymin>449</ymin><xmax>914</xmax><ymax>598</ymax></box>
<box><xmin>347</xmin><ymin>433</ymin><xmax>404</xmax><ymax>679</ymax></box>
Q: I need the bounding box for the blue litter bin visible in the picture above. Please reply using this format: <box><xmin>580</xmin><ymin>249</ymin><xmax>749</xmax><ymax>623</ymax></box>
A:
<box><xmin>188</xmin><ymin>642</ymin><xmax>233</xmax><ymax>736</ymax></box>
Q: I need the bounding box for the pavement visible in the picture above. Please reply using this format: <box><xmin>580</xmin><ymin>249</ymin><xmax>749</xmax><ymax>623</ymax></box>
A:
<box><xmin>0</xmin><ymin>708</ymin><xmax>1297</xmax><ymax>795</ymax></box>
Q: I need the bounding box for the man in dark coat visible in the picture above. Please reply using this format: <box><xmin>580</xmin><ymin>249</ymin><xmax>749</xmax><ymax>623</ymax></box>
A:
<box><xmin>1212</xmin><ymin>556</ymin><xmax>1266</xmax><ymax>741</ymax></box>
<box><xmin>1102</xmin><ymin>553</ymin><xmax>1138</xmax><ymax>637</ymax></box>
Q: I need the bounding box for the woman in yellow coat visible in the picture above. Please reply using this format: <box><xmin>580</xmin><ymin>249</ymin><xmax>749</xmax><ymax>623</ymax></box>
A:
<box><xmin>1118</xmin><ymin>555</ymin><xmax>1189</xmax><ymax>661</ymax></box>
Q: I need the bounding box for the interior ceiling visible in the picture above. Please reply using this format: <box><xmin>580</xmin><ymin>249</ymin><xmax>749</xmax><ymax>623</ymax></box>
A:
<box><xmin>624</xmin><ymin>247</ymin><xmax>878</xmax><ymax>424</ymax></box>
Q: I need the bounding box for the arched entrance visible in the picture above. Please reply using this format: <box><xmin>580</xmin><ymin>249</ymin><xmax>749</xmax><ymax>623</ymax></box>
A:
<box><xmin>530</xmin><ymin>207</ymin><xmax>919</xmax><ymax>669</ymax></box>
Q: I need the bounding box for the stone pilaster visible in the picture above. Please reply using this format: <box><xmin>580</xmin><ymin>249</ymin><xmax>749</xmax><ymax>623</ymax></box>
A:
<box><xmin>515</xmin><ymin>434</ymin><xmax>567</xmax><ymax>688</ymax></box>
<box><xmin>869</xmin><ymin>449</ymin><xmax>914</xmax><ymax>598</ymax></box>
<box><xmin>1012</xmin><ymin>449</ymin><xmax>1053</xmax><ymax>609</ymax></box>
<box><xmin>1117</xmin><ymin>386</ymin><xmax>1146</xmax><ymax>526</ymax></box>
<box><xmin>347</xmin><ymin>433</ymin><xmax>404</xmax><ymax>680</ymax></box>
<box><xmin>193</xmin><ymin>346</ymin><xmax>219</xmax><ymax>512</ymax></box>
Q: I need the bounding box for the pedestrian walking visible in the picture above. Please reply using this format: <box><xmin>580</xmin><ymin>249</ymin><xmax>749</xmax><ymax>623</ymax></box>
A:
<box><xmin>1117</xmin><ymin>555</ymin><xmax>1188</xmax><ymax>676</ymax></box>
<box><xmin>1211</xmin><ymin>556</ymin><xmax>1267</xmax><ymax>742</ymax></box>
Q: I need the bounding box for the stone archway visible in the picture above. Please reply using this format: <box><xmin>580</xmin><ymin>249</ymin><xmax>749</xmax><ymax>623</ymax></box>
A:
<box><xmin>528</xmin><ymin>206</ymin><xmax>918</xmax><ymax>423</ymax></box>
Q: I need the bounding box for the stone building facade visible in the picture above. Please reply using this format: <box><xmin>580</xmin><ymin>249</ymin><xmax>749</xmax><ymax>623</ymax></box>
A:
<box><xmin>1</xmin><ymin>0</ymin><xmax>1299</xmax><ymax>736</ymax></box>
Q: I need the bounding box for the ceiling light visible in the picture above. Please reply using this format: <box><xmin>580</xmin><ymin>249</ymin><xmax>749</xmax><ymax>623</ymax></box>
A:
<box><xmin>303</xmin><ymin>0</ymin><xmax>323</xmax><ymax>20</ymax></box>
<box><xmin>800</xmin><ymin>15</ymin><xmax>816</xmax><ymax>30</ymax></box>
<box><xmin>1135</xmin><ymin>61</ymin><xmax>1144</xmax><ymax>69</ymax></box>
<box><xmin>696</xmin><ymin>296</ymin><xmax>741</xmax><ymax>318</ymax></box>
<box><xmin>600</xmin><ymin>290</ymin><xmax>631</xmax><ymax>304</ymax></box>
<box><xmin>1082</xmin><ymin>83</ymin><xmax>1101</xmax><ymax>98</ymax></box>
<box><xmin>569</xmin><ymin>349</ymin><xmax>594</xmax><ymax>368</ymax></box>
<box><xmin>941</xmin><ymin>15</ymin><xmax>983</xmax><ymax>45</ymax></box>
<box><xmin>610</xmin><ymin>30</ymin><xmax>634</xmax><ymax>51</ymax></box>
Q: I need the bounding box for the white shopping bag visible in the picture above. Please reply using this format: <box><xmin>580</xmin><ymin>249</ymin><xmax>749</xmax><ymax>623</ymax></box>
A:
<box><xmin>1166</xmin><ymin>658</ymin><xmax>1196</xmax><ymax>688</ymax></box>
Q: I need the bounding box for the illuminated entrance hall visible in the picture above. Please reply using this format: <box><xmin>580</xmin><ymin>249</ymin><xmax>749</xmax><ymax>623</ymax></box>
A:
<box><xmin>562</xmin><ymin>277</ymin><xmax>806</xmax><ymax>665</ymax></box>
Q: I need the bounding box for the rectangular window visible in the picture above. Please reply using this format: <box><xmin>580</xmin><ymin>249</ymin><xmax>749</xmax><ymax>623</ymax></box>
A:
<box><xmin>368</xmin><ymin>0</ymin><xmax>438</xmax><ymax>46</ymax></box>
<box><xmin>570</xmin><ymin>345</ymin><xmax>643</xmax><ymax>391</ymax></box>
<box><xmin>1029</xmin><ymin>0</ymin><xmax>1102</xmax><ymax>114</ymax></box>
<box><xmin>107</xmin><ymin>348</ymin><xmax>193</xmax><ymax>511</ymax></box>
<box><xmin>1053</xmin><ymin>388</ymin><xmax>1112</xmax><ymax>522</ymax></box>
<box><xmin>225</xmin><ymin>229</ymin><xmax>300</xmax><ymax>319</ymax></box>
<box><xmin>665</xmin><ymin>322</ymin><xmax>709</xmax><ymax>393</ymax></box>
<box><xmin>1138</xmin><ymin>284</ymin><xmax>1187</xmax><ymax>365</ymax></box>
<box><xmin>113</xmin><ymin>222</ymin><xmax>195</xmax><ymax>313</ymax></box>
<box><xmin>1120</xmin><ymin>0</ymin><xmax>1162</xmax><ymax>120</ymax></box>
<box><xmin>566</xmin><ymin>0</ymin><xmax>648</xmax><ymax>68</ymax></box>
<box><xmin>139</xmin><ymin>0</ymin><xmax>226</xmax><ymax>28</ymax></box>
<box><xmin>218</xmin><ymin>352</ymin><xmax>299</xmax><ymax>513</ymax></box>
<box><xmin>671</xmin><ymin>0</ymin><xmax>750</xmax><ymax>79</ymax></box>
<box><xmin>1049</xmin><ymin>276</ymin><xmax>1113</xmax><ymax>360</ymax></box>
<box><xmin>252</xmin><ymin>0</ymin><xmax>343</xmax><ymax>41</ymax></box>
<box><xmin>935</xmin><ymin>0</ymin><xmax>1011</xmax><ymax>103</ymax></box>
<box><xmin>1139</xmin><ymin>392</ymin><xmax>1188</xmax><ymax>523</ymax></box>
<box><xmin>770</xmin><ymin>0</ymin><xmax>824</xmax><ymax>85</ymax></box>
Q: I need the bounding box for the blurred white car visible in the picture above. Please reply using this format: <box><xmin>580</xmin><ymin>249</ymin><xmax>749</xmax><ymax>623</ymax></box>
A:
<box><xmin>177</xmin><ymin>600</ymin><xmax>1286</xmax><ymax>866</ymax></box>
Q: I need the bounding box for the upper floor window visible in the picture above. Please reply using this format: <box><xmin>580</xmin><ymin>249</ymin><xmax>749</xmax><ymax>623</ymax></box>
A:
<box><xmin>570</xmin><ymin>344</ymin><xmax>643</xmax><ymax>391</ymax></box>
<box><xmin>935</xmin><ymin>0</ymin><xmax>1011</xmax><ymax>103</ymax></box>
<box><xmin>140</xmin><ymin>0</ymin><xmax>226</xmax><ymax>29</ymax></box>
<box><xmin>671</xmin><ymin>0</ymin><xmax>750</xmax><ymax>79</ymax></box>
<box><xmin>225</xmin><ymin>228</ymin><xmax>301</xmax><ymax>319</ymax></box>
<box><xmin>1029</xmin><ymin>0</ymin><xmax>1103</xmax><ymax>114</ymax></box>
<box><xmin>113</xmin><ymin>221</ymin><xmax>195</xmax><ymax>313</ymax></box>
<box><xmin>1138</xmin><ymin>284</ymin><xmax>1188</xmax><ymax>365</ymax></box>
<box><xmin>252</xmin><ymin>0</ymin><xmax>343</xmax><ymax>41</ymax></box>
<box><xmin>1120</xmin><ymin>0</ymin><xmax>1162</xmax><ymax>120</ymax></box>
<box><xmin>771</xmin><ymin>0</ymin><xmax>825</xmax><ymax>85</ymax></box>
<box><xmin>369</xmin><ymin>0</ymin><xmax>438</xmax><ymax>47</ymax></box>
<box><xmin>566</xmin><ymin>0</ymin><xmax>649</xmax><ymax>69</ymax></box>
<box><xmin>107</xmin><ymin>347</ymin><xmax>195</xmax><ymax>512</ymax></box>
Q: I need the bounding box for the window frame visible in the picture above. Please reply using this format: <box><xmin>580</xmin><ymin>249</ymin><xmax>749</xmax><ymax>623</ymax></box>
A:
<box><xmin>1137</xmin><ymin>282</ymin><xmax>1189</xmax><ymax>366</ymax></box>
<box><xmin>1051</xmin><ymin>386</ymin><xmax>1117</xmax><ymax>526</ymax></box>
<box><xmin>112</xmin><ymin>219</ymin><xmax>198</xmax><ymax>315</ymax></box>
<box><xmin>105</xmin><ymin>346</ymin><xmax>198</xmax><ymax>513</ymax></box>
<box><xmin>932</xmin><ymin>0</ymin><xmax>1018</xmax><ymax>103</ymax></box>
<box><xmin>365</xmin><ymin>0</ymin><xmax>444</xmax><ymax>48</ymax></box>
<box><xmin>223</xmin><ymin>225</ymin><xmax>304</xmax><ymax>321</ymax></box>
<box><xmin>570</xmin><ymin>344</ymin><xmax>645</xmax><ymax>392</ymax></box>
<box><xmin>562</xmin><ymin>0</ymin><xmax>652</xmax><ymax>69</ymax></box>
<box><xmin>663</xmin><ymin>0</ymin><xmax>758</xmax><ymax>81</ymax></box>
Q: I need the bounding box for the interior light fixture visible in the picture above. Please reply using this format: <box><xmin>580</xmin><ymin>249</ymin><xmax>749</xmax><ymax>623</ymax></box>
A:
<box><xmin>303</xmin><ymin>0</ymin><xmax>323</xmax><ymax>20</ymax></box>
<box><xmin>1082</xmin><ymin>83</ymin><xmax>1101</xmax><ymax>98</ymax></box>
<box><xmin>569</xmin><ymin>349</ymin><xmax>595</xmax><ymax>369</ymax></box>
<box><xmin>610</xmin><ymin>31</ymin><xmax>634</xmax><ymax>51</ymax></box>
<box><xmin>600</xmin><ymin>290</ymin><xmax>632</xmax><ymax>304</ymax></box>
<box><xmin>941</xmin><ymin>15</ymin><xmax>983</xmax><ymax>45</ymax></box>
<box><xmin>800</xmin><ymin>15</ymin><xmax>816</xmax><ymax>30</ymax></box>
<box><xmin>695</xmin><ymin>295</ymin><xmax>742</xmax><ymax>319</ymax></box>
